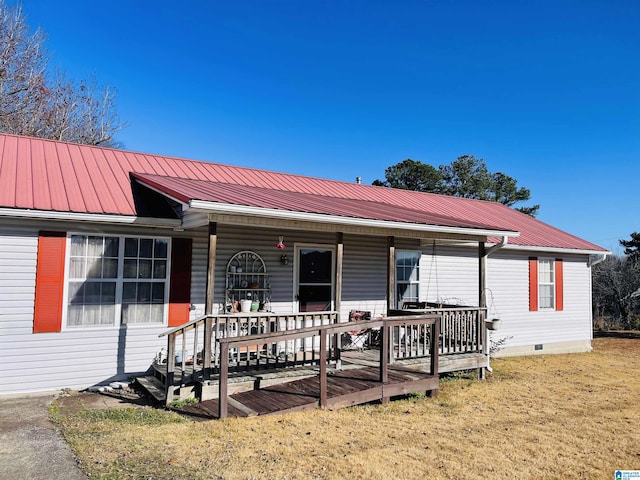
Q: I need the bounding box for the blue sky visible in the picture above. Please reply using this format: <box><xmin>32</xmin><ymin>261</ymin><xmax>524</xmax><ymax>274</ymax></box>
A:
<box><xmin>18</xmin><ymin>0</ymin><xmax>639</xmax><ymax>252</ymax></box>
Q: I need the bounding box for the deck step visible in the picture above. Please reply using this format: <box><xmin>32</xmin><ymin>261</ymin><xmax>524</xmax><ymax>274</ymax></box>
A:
<box><xmin>135</xmin><ymin>376</ymin><xmax>166</xmax><ymax>403</ymax></box>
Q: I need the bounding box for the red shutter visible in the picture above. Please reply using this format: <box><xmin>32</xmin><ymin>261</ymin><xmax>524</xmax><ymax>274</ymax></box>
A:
<box><xmin>33</xmin><ymin>231</ymin><xmax>67</xmax><ymax>333</ymax></box>
<box><xmin>529</xmin><ymin>257</ymin><xmax>538</xmax><ymax>312</ymax></box>
<box><xmin>168</xmin><ymin>238</ymin><xmax>192</xmax><ymax>327</ymax></box>
<box><xmin>555</xmin><ymin>258</ymin><xmax>564</xmax><ymax>311</ymax></box>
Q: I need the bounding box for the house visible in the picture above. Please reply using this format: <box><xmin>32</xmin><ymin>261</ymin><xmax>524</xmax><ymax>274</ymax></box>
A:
<box><xmin>0</xmin><ymin>133</ymin><xmax>608</xmax><ymax>397</ymax></box>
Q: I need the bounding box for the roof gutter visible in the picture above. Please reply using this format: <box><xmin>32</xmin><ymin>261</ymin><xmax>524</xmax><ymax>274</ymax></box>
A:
<box><xmin>501</xmin><ymin>244</ymin><xmax>611</xmax><ymax>256</ymax></box>
<box><xmin>188</xmin><ymin>199</ymin><xmax>520</xmax><ymax>239</ymax></box>
<box><xmin>484</xmin><ymin>235</ymin><xmax>509</xmax><ymax>257</ymax></box>
<box><xmin>588</xmin><ymin>253</ymin><xmax>608</xmax><ymax>267</ymax></box>
<box><xmin>0</xmin><ymin>207</ymin><xmax>181</xmax><ymax>228</ymax></box>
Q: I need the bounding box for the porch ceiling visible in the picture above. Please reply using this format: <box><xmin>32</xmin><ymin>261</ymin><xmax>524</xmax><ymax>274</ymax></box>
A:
<box><xmin>132</xmin><ymin>173</ymin><xmax>519</xmax><ymax>240</ymax></box>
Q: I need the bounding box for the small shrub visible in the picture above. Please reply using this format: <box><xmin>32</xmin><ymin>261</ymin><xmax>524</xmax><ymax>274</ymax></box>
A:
<box><xmin>168</xmin><ymin>397</ymin><xmax>199</xmax><ymax>410</ymax></box>
<box><xmin>489</xmin><ymin>334</ymin><xmax>513</xmax><ymax>358</ymax></box>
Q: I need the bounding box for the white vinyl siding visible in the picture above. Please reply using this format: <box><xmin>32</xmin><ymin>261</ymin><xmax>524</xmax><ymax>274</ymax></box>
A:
<box><xmin>0</xmin><ymin>217</ymin><xmax>595</xmax><ymax>396</ymax></box>
<box><xmin>0</xmin><ymin>220</ymin><xmax>202</xmax><ymax>395</ymax></box>
<box><xmin>487</xmin><ymin>251</ymin><xmax>592</xmax><ymax>349</ymax></box>
<box><xmin>341</xmin><ymin>234</ymin><xmax>388</xmax><ymax>319</ymax></box>
<box><xmin>420</xmin><ymin>245</ymin><xmax>479</xmax><ymax>306</ymax></box>
<box><xmin>213</xmin><ymin>225</ymin><xmax>337</xmax><ymax>315</ymax></box>
<box><xmin>0</xmin><ymin>226</ymin><xmax>38</xmax><ymax>335</ymax></box>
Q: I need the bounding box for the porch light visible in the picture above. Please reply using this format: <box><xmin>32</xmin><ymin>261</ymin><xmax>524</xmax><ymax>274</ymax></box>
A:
<box><xmin>276</xmin><ymin>236</ymin><xmax>286</xmax><ymax>249</ymax></box>
<box><xmin>280</xmin><ymin>254</ymin><xmax>289</xmax><ymax>265</ymax></box>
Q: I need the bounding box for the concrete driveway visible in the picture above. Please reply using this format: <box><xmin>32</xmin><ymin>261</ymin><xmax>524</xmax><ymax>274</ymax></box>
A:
<box><xmin>0</xmin><ymin>394</ymin><xmax>87</xmax><ymax>480</ymax></box>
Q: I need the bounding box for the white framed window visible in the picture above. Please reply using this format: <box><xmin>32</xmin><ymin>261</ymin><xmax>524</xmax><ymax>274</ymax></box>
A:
<box><xmin>538</xmin><ymin>258</ymin><xmax>555</xmax><ymax>309</ymax></box>
<box><xmin>66</xmin><ymin>234</ymin><xmax>170</xmax><ymax>327</ymax></box>
<box><xmin>396</xmin><ymin>251</ymin><xmax>421</xmax><ymax>308</ymax></box>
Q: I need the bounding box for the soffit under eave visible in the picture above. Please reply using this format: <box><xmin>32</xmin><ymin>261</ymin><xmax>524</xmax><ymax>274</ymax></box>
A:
<box><xmin>193</xmin><ymin>212</ymin><xmax>493</xmax><ymax>243</ymax></box>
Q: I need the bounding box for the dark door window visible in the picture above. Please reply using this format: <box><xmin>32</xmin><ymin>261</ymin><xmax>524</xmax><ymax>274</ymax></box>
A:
<box><xmin>297</xmin><ymin>248</ymin><xmax>333</xmax><ymax>312</ymax></box>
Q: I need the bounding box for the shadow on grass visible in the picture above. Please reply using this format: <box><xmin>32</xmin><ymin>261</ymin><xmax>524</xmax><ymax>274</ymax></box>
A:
<box><xmin>593</xmin><ymin>330</ymin><xmax>640</xmax><ymax>340</ymax></box>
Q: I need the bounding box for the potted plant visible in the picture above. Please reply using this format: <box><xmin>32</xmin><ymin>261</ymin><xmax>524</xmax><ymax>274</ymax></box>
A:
<box><xmin>485</xmin><ymin>318</ymin><xmax>501</xmax><ymax>331</ymax></box>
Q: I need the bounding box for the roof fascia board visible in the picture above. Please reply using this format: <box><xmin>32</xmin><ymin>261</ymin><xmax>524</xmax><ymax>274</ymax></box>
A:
<box><xmin>497</xmin><ymin>243</ymin><xmax>611</xmax><ymax>256</ymax></box>
<box><xmin>420</xmin><ymin>239</ymin><xmax>609</xmax><ymax>255</ymax></box>
<box><xmin>187</xmin><ymin>200</ymin><xmax>519</xmax><ymax>239</ymax></box>
<box><xmin>0</xmin><ymin>208</ymin><xmax>182</xmax><ymax>228</ymax></box>
<box><xmin>418</xmin><ymin>239</ymin><xmax>609</xmax><ymax>255</ymax></box>
<box><xmin>206</xmin><ymin>213</ymin><xmax>488</xmax><ymax>241</ymax></box>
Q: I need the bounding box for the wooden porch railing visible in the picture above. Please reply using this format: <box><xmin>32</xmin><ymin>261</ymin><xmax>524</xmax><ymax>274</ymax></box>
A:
<box><xmin>158</xmin><ymin>307</ymin><xmax>483</xmax><ymax>405</ymax></box>
<box><xmin>159</xmin><ymin>311</ymin><xmax>340</xmax><ymax>403</ymax></box>
<box><xmin>388</xmin><ymin>306</ymin><xmax>486</xmax><ymax>356</ymax></box>
<box><xmin>216</xmin><ymin>314</ymin><xmax>440</xmax><ymax>418</ymax></box>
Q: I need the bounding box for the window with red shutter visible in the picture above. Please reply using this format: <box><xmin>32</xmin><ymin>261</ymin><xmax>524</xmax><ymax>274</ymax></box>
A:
<box><xmin>33</xmin><ymin>231</ymin><xmax>67</xmax><ymax>333</ymax></box>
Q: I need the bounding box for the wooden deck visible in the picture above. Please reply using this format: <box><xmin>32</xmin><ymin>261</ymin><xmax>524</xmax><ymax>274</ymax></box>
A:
<box><xmin>159</xmin><ymin>308</ymin><xmax>486</xmax><ymax>407</ymax></box>
<box><xmin>140</xmin><ymin>314</ymin><xmax>458</xmax><ymax>418</ymax></box>
<box><xmin>181</xmin><ymin>364</ymin><xmax>438</xmax><ymax>419</ymax></box>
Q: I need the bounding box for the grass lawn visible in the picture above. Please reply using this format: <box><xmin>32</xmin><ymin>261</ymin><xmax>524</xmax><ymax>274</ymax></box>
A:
<box><xmin>53</xmin><ymin>336</ymin><xmax>640</xmax><ymax>479</ymax></box>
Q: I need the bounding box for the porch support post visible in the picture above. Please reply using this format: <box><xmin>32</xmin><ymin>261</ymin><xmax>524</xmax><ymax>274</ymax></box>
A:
<box><xmin>334</xmin><ymin>232</ymin><xmax>344</xmax><ymax>359</ymax></box>
<box><xmin>335</xmin><ymin>232</ymin><xmax>344</xmax><ymax>316</ymax></box>
<box><xmin>478</xmin><ymin>241</ymin><xmax>487</xmax><ymax>380</ymax></box>
<box><xmin>205</xmin><ymin>221</ymin><xmax>218</xmax><ymax>315</ymax></box>
<box><xmin>479</xmin><ymin>242</ymin><xmax>486</xmax><ymax>310</ymax></box>
<box><xmin>387</xmin><ymin>236</ymin><xmax>396</xmax><ymax>312</ymax></box>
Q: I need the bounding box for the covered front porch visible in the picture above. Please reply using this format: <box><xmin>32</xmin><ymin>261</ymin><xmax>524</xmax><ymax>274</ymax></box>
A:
<box><xmin>135</xmin><ymin>196</ymin><xmax>516</xmax><ymax>413</ymax></box>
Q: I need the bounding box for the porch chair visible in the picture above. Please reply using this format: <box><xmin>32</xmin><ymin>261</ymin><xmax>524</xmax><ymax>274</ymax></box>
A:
<box><xmin>342</xmin><ymin>310</ymin><xmax>374</xmax><ymax>350</ymax></box>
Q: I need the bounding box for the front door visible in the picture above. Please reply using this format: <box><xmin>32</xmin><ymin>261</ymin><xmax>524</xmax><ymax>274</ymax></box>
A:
<box><xmin>296</xmin><ymin>246</ymin><xmax>334</xmax><ymax>312</ymax></box>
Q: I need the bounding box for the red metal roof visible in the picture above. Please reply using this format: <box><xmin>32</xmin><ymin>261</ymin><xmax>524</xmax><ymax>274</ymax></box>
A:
<box><xmin>131</xmin><ymin>173</ymin><xmax>512</xmax><ymax>232</ymax></box>
<box><xmin>0</xmin><ymin>133</ymin><xmax>606</xmax><ymax>252</ymax></box>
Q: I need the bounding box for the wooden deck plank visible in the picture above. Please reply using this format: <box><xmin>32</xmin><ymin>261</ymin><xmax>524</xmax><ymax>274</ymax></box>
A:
<box><xmin>227</xmin><ymin>397</ymin><xmax>258</xmax><ymax>417</ymax></box>
<box><xmin>240</xmin><ymin>388</ymin><xmax>314</xmax><ymax>411</ymax></box>
<box><xmin>185</xmin><ymin>364</ymin><xmax>439</xmax><ymax>419</ymax></box>
<box><xmin>253</xmin><ymin>389</ymin><xmax>313</xmax><ymax>411</ymax></box>
<box><xmin>262</xmin><ymin>384</ymin><xmax>319</xmax><ymax>399</ymax></box>
<box><xmin>233</xmin><ymin>389</ymin><xmax>317</xmax><ymax>415</ymax></box>
<box><xmin>183</xmin><ymin>399</ymin><xmax>248</xmax><ymax>419</ymax></box>
<box><xmin>262</xmin><ymin>379</ymin><xmax>320</xmax><ymax>400</ymax></box>
<box><xmin>327</xmin><ymin>376</ymin><xmax>378</xmax><ymax>396</ymax></box>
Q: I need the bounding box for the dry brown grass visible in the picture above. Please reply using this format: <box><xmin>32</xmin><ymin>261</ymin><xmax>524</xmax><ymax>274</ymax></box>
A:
<box><xmin>54</xmin><ymin>337</ymin><xmax>640</xmax><ymax>479</ymax></box>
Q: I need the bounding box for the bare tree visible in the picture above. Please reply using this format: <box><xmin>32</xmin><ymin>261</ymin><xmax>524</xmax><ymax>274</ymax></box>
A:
<box><xmin>0</xmin><ymin>1</ymin><xmax>125</xmax><ymax>146</ymax></box>
<box><xmin>592</xmin><ymin>255</ymin><xmax>640</xmax><ymax>329</ymax></box>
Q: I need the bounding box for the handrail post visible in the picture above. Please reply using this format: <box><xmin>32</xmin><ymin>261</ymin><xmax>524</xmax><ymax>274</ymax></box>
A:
<box><xmin>192</xmin><ymin>321</ymin><xmax>199</xmax><ymax>382</ymax></box>
<box><xmin>165</xmin><ymin>332</ymin><xmax>176</xmax><ymax>406</ymax></box>
<box><xmin>478</xmin><ymin>309</ymin><xmax>485</xmax><ymax>355</ymax></box>
<box><xmin>431</xmin><ymin>316</ymin><xmax>439</xmax><ymax>377</ymax></box>
<box><xmin>319</xmin><ymin>330</ymin><xmax>327</xmax><ymax>408</ymax></box>
<box><xmin>380</xmin><ymin>323</ymin><xmax>389</xmax><ymax>383</ymax></box>
<box><xmin>203</xmin><ymin>316</ymin><xmax>212</xmax><ymax>380</ymax></box>
<box><xmin>479</xmin><ymin>309</ymin><xmax>488</xmax><ymax>379</ymax></box>
<box><xmin>218</xmin><ymin>341</ymin><xmax>229</xmax><ymax>419</ymax></box>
